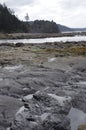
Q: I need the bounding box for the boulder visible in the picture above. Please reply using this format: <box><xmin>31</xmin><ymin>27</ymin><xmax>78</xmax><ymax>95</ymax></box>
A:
<box><xmin>9</xmin><ymin>92</ymin><xmax>71</xmax><ymax>130</ymax></box>
<box><xmin>15</xmin><ymin>43</ymin><xmax>24</xmax><ymax>47</ymax></box>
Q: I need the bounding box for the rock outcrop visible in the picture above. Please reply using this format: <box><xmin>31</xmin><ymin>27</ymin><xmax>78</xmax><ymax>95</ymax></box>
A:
<box><xmin>9</xmin><ymin>92</ymin><xmax>71</xmax><ymax>130</ymax></box>
<box><xmin>0</xmin><ymin>55</ymin><xmax>85</xmax><ymax>130</ymax></box>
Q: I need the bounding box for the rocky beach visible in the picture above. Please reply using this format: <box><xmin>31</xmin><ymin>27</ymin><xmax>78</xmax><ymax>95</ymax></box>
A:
<box><xmin>0</xmin><ymin>1</ymin><xmax>86</xmax><ymax>129</ymax></box>
<box><xmin>0</xmin><ymin>38</ymin><xmax>86</xmax><ymax>130</ymax></box>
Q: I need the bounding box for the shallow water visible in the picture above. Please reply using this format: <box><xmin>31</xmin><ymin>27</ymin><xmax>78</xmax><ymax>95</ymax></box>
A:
<box><xmin>68</xmin><ymin>107</ymin><xmax>86</xmax><ymax>130</ymax></box>
<box><xmin>3</xmin><ymin>65</ymin><xmax>23</xmax><ymax>72</ymax></box>
<box><xmin>0</xmin><ymin>35</ymin><xmax>86</xmax><ymax>44</ymax></box>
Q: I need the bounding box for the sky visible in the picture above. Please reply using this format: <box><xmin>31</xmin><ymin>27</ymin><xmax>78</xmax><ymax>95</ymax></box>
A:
<box><xmin>1</xmin><ymin>0</ymin><xmax>86</xmax><ymax>28</ymax></box>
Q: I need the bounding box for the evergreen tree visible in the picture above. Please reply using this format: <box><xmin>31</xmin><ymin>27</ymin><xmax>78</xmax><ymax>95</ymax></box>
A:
<box><xmin>0</xmin><ymin>3</ymin><xmax>28</xmax><ymax>33</ymax></box>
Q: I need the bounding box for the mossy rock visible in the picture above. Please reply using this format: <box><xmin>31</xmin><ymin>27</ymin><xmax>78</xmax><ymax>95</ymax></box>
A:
<box><xmin>15</xmin><ymin>43</ymin><xmax>24</xmax><ymax>47</ymax></box>
<box><xmin>78</xmin><ymin>124</ymin><xmax>86</xmax><ymax>130</ymax></box>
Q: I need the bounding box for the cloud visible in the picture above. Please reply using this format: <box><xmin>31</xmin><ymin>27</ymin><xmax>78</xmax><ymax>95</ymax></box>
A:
<box><xmin>1</xmin><ymin>0</ymin><xmax>37</xmax><ymax>7</ymax></box>
<box><xmin>59</xmin><ymin>0</ymin><xmax>86</xmax><ymax>10</ymax></box>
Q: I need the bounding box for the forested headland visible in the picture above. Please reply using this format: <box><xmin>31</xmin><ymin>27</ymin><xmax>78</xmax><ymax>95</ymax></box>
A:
<box><xmin>0</xmin><ymin>3</ymin><xmax>60</xmax><ymax>33</ymax></box>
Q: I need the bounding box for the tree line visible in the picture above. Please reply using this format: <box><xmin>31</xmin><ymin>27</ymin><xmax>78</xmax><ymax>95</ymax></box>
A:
<box><xmin>0</xmin><ymin>4</ymin><xmax>28</xmax><ymax>33</ymax></box>
<box><xmin>0</xmin><ymin>3</ymin><xmax>60</xmax><ymax>33</ymax></box>
<box><xmin>29</xmin><ymin>20</ymin><xmax>59</xmax><ymax>33</ymax></box>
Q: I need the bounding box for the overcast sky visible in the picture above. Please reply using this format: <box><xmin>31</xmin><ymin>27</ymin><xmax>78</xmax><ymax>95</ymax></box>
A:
<box><xmin>1</xmin><ymin>0</ymin><xmax>86</xmax><ymax>28</ymax></box>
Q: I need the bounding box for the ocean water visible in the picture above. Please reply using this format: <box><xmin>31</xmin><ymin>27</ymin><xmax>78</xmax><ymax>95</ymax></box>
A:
<box><xmin>0</xmin><ymin>35</ymin><xmax>86</xmax><ymax>44</ymax></box>
<box><xmin>68</xmin><ymin>107</ymin><xmax>86</xmax><ymax>130</ymax></box>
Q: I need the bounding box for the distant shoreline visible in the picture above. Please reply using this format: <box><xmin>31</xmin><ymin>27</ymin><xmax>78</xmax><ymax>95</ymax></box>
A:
<box><xmin>0</xmin><ymin>32</ymin><xmax>86</xmax><ymax>39</ymax></box>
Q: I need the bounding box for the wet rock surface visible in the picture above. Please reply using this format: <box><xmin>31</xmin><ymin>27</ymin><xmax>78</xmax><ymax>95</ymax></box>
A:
<box><xmin>0</xmin><ymin>43</ymin><xmax>86</xmax><ymax>130</ymax></box>
<box><xmin>0</xmin><ymin>58</ymin><xmax>85</xmax><ymax>130</ymax></box>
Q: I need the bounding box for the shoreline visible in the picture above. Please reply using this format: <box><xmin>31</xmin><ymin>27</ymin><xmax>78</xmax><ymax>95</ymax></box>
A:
<box><xmin>0</xmin><ymin>32</ymin><xmax>86</xmax><ymax>39</ymax></box>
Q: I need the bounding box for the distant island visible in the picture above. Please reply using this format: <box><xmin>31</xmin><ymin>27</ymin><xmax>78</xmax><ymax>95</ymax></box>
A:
<box><xmin>58</xmin><ymin>24</ymin><xmax>86</xmax><ymax>32</ymax></box>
